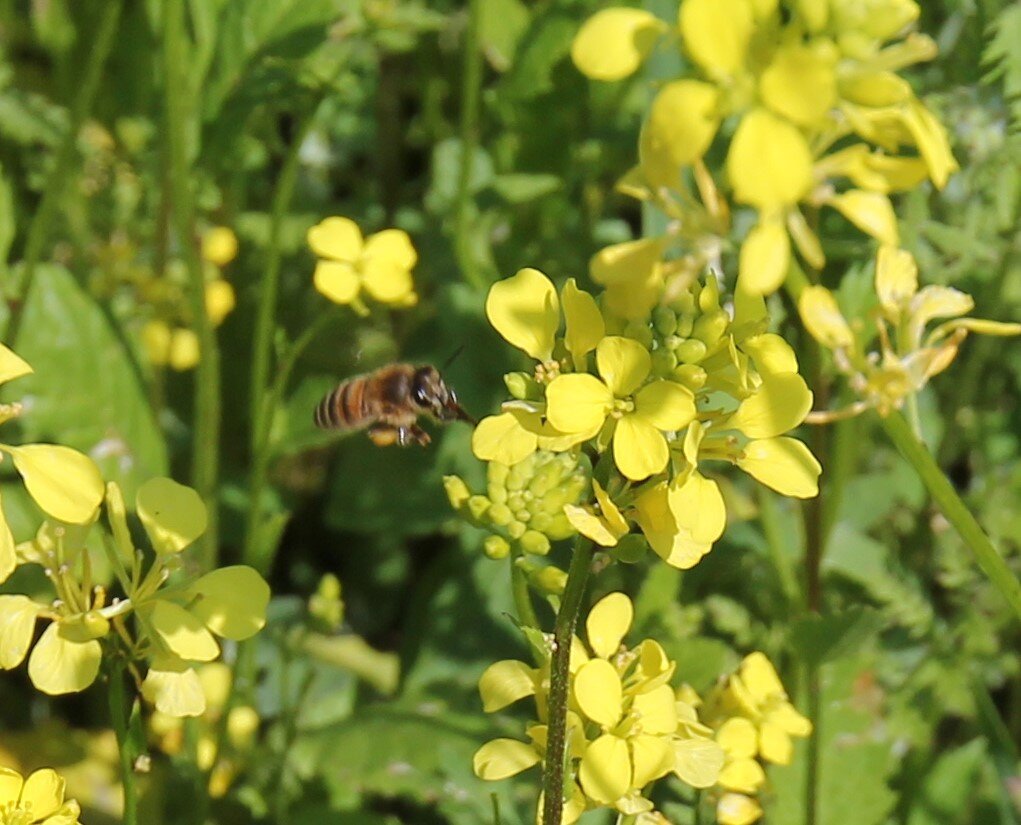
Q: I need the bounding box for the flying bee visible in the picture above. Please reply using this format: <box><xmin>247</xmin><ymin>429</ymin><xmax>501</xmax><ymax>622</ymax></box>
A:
<box><xmin>313</xmin><ymin>363</ymin><xmax>474</xmax><ymax>447</ymax></box>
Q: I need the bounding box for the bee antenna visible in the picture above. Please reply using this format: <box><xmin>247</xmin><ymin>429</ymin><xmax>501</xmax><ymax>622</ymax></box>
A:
<box><xmin>440</xmin><ymin>344</ymin><xmax>467</xmax><ymax>372</ymax></box>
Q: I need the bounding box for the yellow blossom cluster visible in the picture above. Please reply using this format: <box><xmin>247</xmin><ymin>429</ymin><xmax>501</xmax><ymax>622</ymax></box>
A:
<box><xmin>0</xmin><ymin>766</ymin><xmax>83</xmax><ymax>825</ymax></box>
<box><xmin>799</xmin><ymin>246</ymin><xmax>1021</xmax><ymax>420</ymax></box>
<box><xmin>572</xmin><ymin>0</ymin><xmax>957</xmax><ymax>296</ymax></box>
<box><xmin>473</xmin><ymin>593</ymin><xmax>724</xmax><ymax>822</ymax></box>
<box><xmin>458</xmin><ymin>267</ymin><xmax>820</xmax><ymax>571</ymax></box>
<box><xmin>142</xmin><ymin>225</ymin><xmax>238</xmax><ymax>371</ymax></box>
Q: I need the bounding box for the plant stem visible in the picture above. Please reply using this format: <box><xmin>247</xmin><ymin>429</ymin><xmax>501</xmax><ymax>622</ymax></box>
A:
<box><xmin>880</xmin><ymin>409</ymin><xmax>1021</xmax><ymax>621</ymax></box>
<box><xmin>453</xmin><ymin>0</ymin><xmax>485</xmax><ymax>290</ymax></box>
<box><xmin>109</xmin><ymin>665</ymin><xmax>139</xmax><ymax>825</ymax></box>
<box><xmin>1</xmin><ymin>0</ymin><xmax>123</xmax><ymax>341</ymax></box>
<box><xmin>510</xmin><ymin>549</ymin><xmax>541</xmax><ymax>632</ymax></box>
<box><xmin>162</xmin><ymin>0</ymin><xmax>221</xmax><ymax>568</ymax></box>
<box><xmin>541</xmin><ymin>538</ymin><xmax>595</xmax><ymax>825</ymax></box>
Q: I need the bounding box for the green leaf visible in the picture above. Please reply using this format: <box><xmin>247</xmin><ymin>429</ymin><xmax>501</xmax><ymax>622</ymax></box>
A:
<box><xmin>11</xmin><ymin>264</ymin><xmax>168</xmax><ymax>499</ymax></box>
<box><xmin>424</xmin><ymin>138</ymin><xmax>494</xmax><ymax>215</ymax></box>
<box><xmin>478</xmin><ymin>0</ymin><xmax>530</xmax><ymax>72</ymax></box>
<box><xmin>491</xmin><ymin>173</ymin><xmax>561</xmax><ymax>204</ymax></box>
<box><xmin>983</xmin><ymin>3</ymin><xmax>1021</xmax><ymax>130</ymax></box>
<box><xmin>500</xmin><ymin>13</ymin><xmax>575</xmax><ymax>100</ymax></box>
<box><xmin>906</xmin><ymin>739</ymin><xmax>987</xmax><ymax>825</ymax></box>
<box><xmin>788</xmin><ymin>607</ymin><xmax>884</xmax><ymax>668</ymax></box>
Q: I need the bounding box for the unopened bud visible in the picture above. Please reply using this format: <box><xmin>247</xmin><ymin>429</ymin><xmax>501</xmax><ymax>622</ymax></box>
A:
<box><xmin>504</xmin><ymin>372</ymin><xmax>537</xmax><ymax>400</ymax></box>
<box><xmin>487</xmin><ymin>502</ymin><xmax>513</xmax><ymax>526</ymax></box>
<box><xmin>545</xmin><ymin>513</ymin><xmax>576</xmax><ymax>540</ymax></box>
<box><xmin>692</xmin><ymin>309</ymin><xmax>728</xmax><ymax>346</ymax></box>
<box><xmin>652</xmin><ymin>306</ymin><xmax>677</xmax><ymax>337</ymax></box>
<box><xmin>443</xmin><ymin>475</ymin><xmax>471</xmax><ymax>510</ymax></box>
<box><xmin>613</xmin><ymin>534</ymin><xmax>648</xmax><ymax>563</ymax></box>
<box><xmin>484</xmin><ymin>535</ymin><xmax>511</xmax><ymax>559</ymax></box>
<box><xmin>507</xmin><ymin>520</ymin><xmax>526</xmax><ymax>539</ymax></box>
<box><xmin>468</xmin><ymin>495</ymin><xmax>492</xmax><ymax>521</ymax></box>
<box><xmin>651</xmin><ymin>348</ymin><xmax>678</xmax><ymax>375</ymax></box>
<box><xmin>673</xmin><ymin>364</ymin><xmax>707</xmax><ymax>391</ymax></box>
<box><xmin>528</xmin><ymin>564</ymin><xmax>567</xmax><ymax>595</ymax></box>
<box><xmin>675</xmin><ymin>339</ymin><xmax>708</xmax><ymax>364</ymax></box>
<box><xmin>519</xmin><ymin>530</ymin><xmax>551</xmax><ymax>556</ymax></box>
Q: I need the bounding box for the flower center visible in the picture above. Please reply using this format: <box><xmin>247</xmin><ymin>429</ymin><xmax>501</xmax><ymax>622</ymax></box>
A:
<box><xmin>0</xmin><ymin>801</ymin><xmax>33</xmax><ymax>825</ymax></box>
<box><xmin>610</xmin><ymin>398</ymin><xmax>635</xmax><ymax>418</ymax></box>
<box><xmin>533</xmin><ymin>360</ymin><xmax>562</xmax><ymax>384</ymax></box>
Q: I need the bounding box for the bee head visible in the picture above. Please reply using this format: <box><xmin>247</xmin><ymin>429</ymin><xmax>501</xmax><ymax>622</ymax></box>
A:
<box><xmin>412</xmin><ymin>366</ymin><xmax>474</xmax><ymax>424</ymax></box>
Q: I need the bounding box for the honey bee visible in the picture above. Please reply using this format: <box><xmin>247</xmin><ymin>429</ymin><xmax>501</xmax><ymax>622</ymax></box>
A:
<box><xmin>313</xmin><ymin>363</ymin><xmax>474</xmax><ymax>447</ymax></box>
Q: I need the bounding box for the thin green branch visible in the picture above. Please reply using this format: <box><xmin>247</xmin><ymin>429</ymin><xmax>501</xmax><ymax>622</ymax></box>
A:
<box><xmin>109</xmin><ymin>664</ymin><xmax>139</xmax><ymax>825</ymax></box>
<box><xmin>162</xmin><ymin>0</ymin><xmax>222</xmax><ymax>568</ymax></box>
<box><xmin>453</xmin><ymin>0</ymin><xmax>485</xmax><ymax>290</ymax></box>
<box><xmin>541</xmin><ymin>538</ymin><xmax>594</xmax><ymax>825</ymax></box>
<box><xmin>1</xmin><ymin>0</ymin><xmax>123</xmax><ymax>342</ymax></box>
<box><xmin>510</xmin><ymin>549</ymin><xmax>541</xmax><ymax>633</ymax></box>
<box><xmin>880</xmin><ymin>409</ymin><xmax>1021</xmax><ymax>622</ymax></box>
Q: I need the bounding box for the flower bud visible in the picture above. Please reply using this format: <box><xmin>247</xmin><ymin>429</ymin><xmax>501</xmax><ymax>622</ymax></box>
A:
<box><xmin>468</xmin><ymin>495</ymin><xmax>492</xmax><ymax>521</ymax></box>
<box><xmin>504</xmin><ymin>372</ymin><xmax>536</xmax><ymax>400</ymax></box>
<box><xmin>528</xmin><ymin>564</ymin><xmax>567</xmax><ymax>595</ymax></box>
<box><xmin>675</xmin><ymin>339</ymin><xmax>708</xmax><ymax>364</ymax></box>
<box><xmin>487</xmin><ymin>502</ymin><xmax>514</xmax><ymax>526</ymax></box>
<box><xmin>651</xmin><ymin>348</ymin><xmax>678</xmax><ymax>375</ymax></box>
<box><xmin>673</xmin><ymin>364</ymin><xmax>708</xmax><ymax>391</ymax></box>
<box><xmin>612</xmin><ymin>534</ymin><xmax>648</xmax><ymax>563</ymax></box>
<box><xmin>506</xmin><ymin>453</ymin><xmax>538</xmax><ymax>491</ymax></box>
<box><xmin>519</xmin><ymin>530</ymin><xmax>551</xmax><ymax>556</ymax></box>
<box><xmin>652</xmin><ymin>305</ymin><xmax>677</xmax><ymax>336</ymax></box>
<box><xmin>60</xmin><ymin>611</ymin><xmax>111</xmax><ymax>642</ymax></box>
<box><xmin>484</xmin><ymin>535</ymin><xmax>511</xmax><ymax>559</ymax></box>
<box><xmin>507</xmin><ymin>520</ymin><xmax>527</xmax><ymax>539</ymax></box>
<box><xmin>443</xmin><ymin>475</ymin><xmax>471</xmax><ymax>510</ymax></box>
<box><xmin>692</xmin><ymin>309</ymin><xmax>729</xmax><ymax>346</ymax></box>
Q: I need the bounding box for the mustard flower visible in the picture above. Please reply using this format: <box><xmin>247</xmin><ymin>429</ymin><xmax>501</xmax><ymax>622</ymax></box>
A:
<box><xmin>201</xmin><ymin>226</ymin><xmax>239</xmax><ymax>267</ymax></box>
<box><xmin>0</xmin><ymin>766</ymin><xmax>83</xmax><ymax>825</ymax></box>
<box><xmin>308</xmin><ymin>216</ymin><xmax>417</xmax><ymax>312</ymax></box>
<box><xmin>546</xmin><ymin>336</ymin><xmax>697</xmax><ymax>480</ymax></box>
<box><xmin>0</xmin><ymin>345</ymin><xmax>104</xmax><ymax>584</ymax></box>
<box><xmin>473</xmin><ymin>593</ymin><xmax>724</xmax><ymax>820</ymax></box>
<box><xmin>799</xmin><ymin>246</ymin><xmax>1021</xmax><ymax>419</ymax></box>
<box><xmin>141</xmin><ymin>270</ymin><xmax>235</xmax><ymax>372</ymax></box>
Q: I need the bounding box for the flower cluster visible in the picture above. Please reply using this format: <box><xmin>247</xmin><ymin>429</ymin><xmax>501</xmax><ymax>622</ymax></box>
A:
<box><xmin>572</xmin><ymin>0</ymin><xmax>956</xmax><ymax>296</ymax></box>
<box><xmin>308</xmin><ymin>216</ymin><xmax>418</xmax><ymax>313</ymax></box>
<box><xmin>456</xmin><ymin>267</ymin><xmax>820</xmax><ymax>572</ymax></box>
<box><xmin>0</xmin><ymin>454</ymin><xmax>269</xmax><ymax>716</ymax></box>
<box><xmin>473</xmin><ymin>593</ymin><xmax>724</xmax><ymax>822</ymax></box>
<box><xmin>0</xmin><ymin>766</ymin><xmax>83</xmax><ymax>825</ymax></box>
<box><xmin>699</xmin><ymin>653</ymin><xmax>812</xmax><ymax>825</ymax></box>
<box><xmin>799</xmin><ymin>246</ymin><xmax>1021</xmax><ymax>420</ymax></box>
<box><xmin>141</xmin><ymin>225</ymin><xmax>238</xmax><ymax>371</ymax></box>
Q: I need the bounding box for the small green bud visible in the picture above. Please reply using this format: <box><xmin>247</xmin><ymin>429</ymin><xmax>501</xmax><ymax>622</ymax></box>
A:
<box><xmin>624</xmin><ymin>322</ymin><xmax>654</xmax><ymax>349</ymax></box>
<box><xmin>487</xmin><ymin>502</ymin><xmax>513</xmax><ymax>526</ymax></box>
<box><xmin>545</xmin><ymin>512</ymin><xmax>576</xmax><ymax>540</ymax></box>
<box><xmin>61</xmin><ymin>611</ymin><xmax>111</xmax><ymax>642</ymax></box>
<box><xmin>669</xmin><ymin>291</ymin><xmax>696</xmax><ymax>315</ymax></box>
<box><xmin>528</xmin><ymin>458</ymin><xmax>568</xmax><ymax>498</ymax></box>
<box><xmin>692</xmin><ymin>309</ymin><xmax>728</xmax><ymax>346</ymax></box>
<box><xmin>467</xmin><ymin>495</ymin><xmax>492</xmax><ymax>521</ymax></box>
<box><xmin>673</xmin><ymin>364</ymin><xmax>708</xmax><ymax>391</ymax></box>
<box><xmin>506</xmin><ymin>453</ymin><xmax>539</xmax><ymax>491</ymax></box>
<box><xmin>675</xmin><ymin>314</ymin><xmax>694</xmax><ymax>337</ymax></box>
<box><xmin>528</xmin><ymin>564</ymin><xmax>567</xmax><ymax>595</ymax></box>
<box><xmin>652</xmin><ymin>305</ymin><xmax>677</xmax><ymax>337</ymax></box>
<box><xmin>484</xmin><ymin>535</ymin><xmax>511</xmax><ymax>559</ymax></box>
<box><xmin>515</xmin><ymin>509</ymin><xmax>531</xmax><ymax>523</ymax></box>
<box><xmin>508</xmin><ymin>492</ymin><xmax>527</xmax><ymax>512</ymax></box>
<box><xmin>651</xmin><ymin>348</ymin><xmax>678</xmax><ymax>375</ymax></box>
<box><xmin>698</xmin><ymin>276</ymin><xmax>721</xmax><ymax>312</ymax></box>
<box><xmin>487</xmin><ymin>462</ymin><xmax>509</xmax><ymax>487</ymax></box>
<box><xmin>529</xmin><ymin>512</ymin><xmax>551</xmax><ymax>532</ymax></box>
<box><xmin>507</xmin><ymin>520</ymin><xmax>527</xmax><ymax>539</ymax></box>
<box><xmin>519</xmin><ymin>529</ymin><xmax>551</xmax><ymax>556</ymax></box>
<box><xmin>504</xmin><ymin>372</ymin><xmax>534</xmax><ymax>400</ymax></box>
<box><xmin>613</xmin><ymin>534</ymin><xmax>648</xmax><ymax>563</ymax></box>
<box><xmin>675</xmin><ymin>339</ymin><xmax>708</xmax><ymax>364</ymax></box>
<box><xmin>443</xmin><ymin>475</ymin><xmax>471</xmax><ymax>510</ymax></box>
<box><xmin>488</xmin><ymin>484</ymin><xmax>507</xmax><ymax>504</ymax></box>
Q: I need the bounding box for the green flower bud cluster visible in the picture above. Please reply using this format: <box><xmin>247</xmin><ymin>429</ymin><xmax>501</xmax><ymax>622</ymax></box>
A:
<box><xmin>444</xmin><ymin>450</ymin><xmax>589</xmax><ymax>559</ymax></box>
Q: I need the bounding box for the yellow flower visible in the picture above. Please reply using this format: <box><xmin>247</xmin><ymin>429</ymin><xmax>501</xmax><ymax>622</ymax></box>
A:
<box><xmin>308</xmin><ymin>216</ymin><xmax>417</xmax><ymax>311</ymax></box>
<box><xmin>0</xmin><ymin>345</ymin><xmax>104</xmax><ymax>583</ymax></box>
<box><xmin>201</xmin><ymin>226</ymin><xmax>238</xmax><ymax>267</ymax></box>
<box><xmin>0</xmin><ymin>766</ymin><xmax>83</xmax><ymax>825</ymax></box>
<box><xmin>204</xmin><ymin>278</ymin><xmax>236</xmax><ymax>327</ymax></box>
<box><xmin>473</xmin><ymin>593</ymin><xmax>723</xmax><ymax>818</ymax></box>
<box><xmin>546</xmin><ymin>337</ymin><xmax>696</xmax><ymax>480</ymax></box>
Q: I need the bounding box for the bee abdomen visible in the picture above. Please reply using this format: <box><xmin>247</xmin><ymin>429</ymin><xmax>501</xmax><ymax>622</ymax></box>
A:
<box><xmin>314</xmin><ymin>380</ymin><xmax>363</xmax><ymax>430</ymax></box>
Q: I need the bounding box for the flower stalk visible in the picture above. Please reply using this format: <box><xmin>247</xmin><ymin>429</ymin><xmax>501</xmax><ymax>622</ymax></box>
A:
<box><xmin>540</xmin><ymin>537</ymin><xmax>594</xmax><ymax>825</ymax></box>
<box><xmin>109</xmin><ymin>663</ymin><xmax>139</xmax><ymax>825</ymax></box>
<box><xmin>880</xmin><ymin>409</ymin><xmax>1021</xmax><ymax>622</ymax></box>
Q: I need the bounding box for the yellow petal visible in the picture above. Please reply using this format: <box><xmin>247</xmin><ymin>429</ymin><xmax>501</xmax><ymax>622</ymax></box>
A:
<box><xmin>828</xmin><ymin>190</ymin><xmax>899</xmax><ymax>245</ymax></box>
<box><xmin>578</xmin><ymin>733</ymin><xmax>631</xmax><ymax>804</ymax></box>
<box><xmin>591</xmin><ymin>239</ymin><xmax>664</xmax><ymax>322</ymax></box>
<box><xmin>0</xmin><ymin>493</ymin><xmax>15</xmax><ymax>584</ymax></box>
<box><xmin>486</xmin><ymin>267</ymin><xmax>560</xmax><ymax>360</ymax></box>
<box><xmin>145</xmin><ymin>600</ymin><xmax>220</xmax><ymax>662</ymax></box>
<box><xmin>571</xmin><ymin>8</ymin><xmax>665</xmax><ymax>81</ymax></box>
<box><xmin>479</xmin><ymin>659</ymin><xmax>537</xmax><ymax>711</ymax></box>
<box><xmin>902</xmin><ymin>98</ymin><xmax>958</xmax><ymax>190</ymax></box>
<box><xmin>20</xmin><ymin>768</ymin><xmax>65</xmax><ymax>820</ymax></box>
<box><xmin>799</xmin><ymin>286</ymin><xmax>854</xmax><ymax>348</ymax></box>
<box><xmin>839</xmin><ymin>69</ymin><xmax>912</xmax><ymax>107</ymax></box>
<box><xmin>473</xmin><ymin>738</ymin><xmax>540</xmax><ymax>780</ymax></box>
<box><xmin>726</xmin><ymin>373</ymin><xmax>813</xmax><ymax>438</ymax></box>
<box><xmin>201</xmin><ymin>226</ymin><xmax>238</xmax><ymax>266</ymax></box>
<box><xmin>630</xmin><ymin>734</ymin><xmax>674</xmax><ymax>788</ymax></box>
<box><xmin>586</xmin><ymin>592</ymin><xmax>633</xmax><ymax>658</ymax></box>
<box><xmin>728</xmin><ymin>108</ymin><xmax>813</xmax><ymax>208</ymax></box>
<box><xmin>361</xmin><ymin>260</ymin><xmax>416</xmax><ymax>305</ymax></box>
<box><xmin>7</xmin><ymin>445</ymin><xmax>103</xmax><ymax>524</ymax></box>
<box><xmin>737</xmin><ymin>437</ymin><xmax>820</xmax><ymax>498</ymax></box>
<box><xmin>908</xmin><ymin>286</ymin><xmax>974</xmax><ymax>346</ymax></box>
<box><xmin>739</xmin><ymin>217</ymin><xmax>790</xmax><ymax>296</ymax></box>
<box><xmin>363</xmin><ymin>228</ymin><xmax>417</xmax><ymax>270</ymax></box>
<box><xmin>634</xmin><ymin>483</ymin><xmax>712</xmax><ymax>568</ymax></box>
<box><xmin>307</xmin><ymin>216</ymin><xmax>363</xmax><ymax>261</ymax></box>
<box><xmin>936</xmin><ymin>318</ymin><xmax>1021</xmax><ymax>337</ymax></box>
<box><xmin>168</xmin><ymin>328</ymin><xmax>200</xmax><ymax>371</ymax></box>
<box><xmin>740</xmin><ymin>651</ymin><xmax>786</xmax><ymax>701</ymax></box>
<box><xmin>594</xmin><ymin>480</ymin><xmax>629</xmax><ymax>537</ymax></box>
<box><xmin>633</xmin><ymin>380</ymin><xmax>696</xmax><ymax>431</ymax></box>
<box><xmin>613</xmin><ymin>415</ymin><xmax>669</xmax><ymax>480</ymax></box>
<box><xmin>561</xmin><ymin>278</ymin><xmax>604</xmax><ymax>368</ymax></box>
<box><xmin>875</xmin><ymin>245</ymin><xmax>918</xmax><ymax>314</ymax></box>
<box><xmin>717</xmin><ymin>717</ymin><xmax>759</xmax><ymax>759</ymax></box>
<box><xmin>27</xmin><ymin>623</ymin><xmax>101</xmax><ymax>694</ymax></box>
<box><xmin>597</xmin><ymin>336</ymin><xmax>651</xmax><ymax>398</ymax></box>
<box><xmin>672</xmin><ymin>736</ymin><xmax>725</xmax><ymax>788</ymax></box>
<box><xmin>565</xmin><ymin>505</ymin><xmax>620</xmax><ymax>547</ymax></box>
<box><xmin>136</xmin><ymin>477</ymin><xmax>208</xmax><ymax>554</ymax></box>
<box><xmin>719</xmin><ymin>757</ymin><xmax>766</xmax><ymax>793</ymax></box>
<box><xmin>632</xmin><ymin>684</ymin><xmax>678</xmax><ymax>734</ymax></box>
<box><xmin>668</xmin><ymin>472</ymin><xmax>726</xmax><ymax>544</ymax></box>
<box><xmin>313</xmin><ymin>260</ymin><xmax>360</xmax><ymax>305</ymax></box>
<box><xmin>740</xmin><ymin>334</ymin><xmax>798</xmax><ymax>376</ymax></box>
<box><xmin>546</xmin><ymin>374</ymin><xmax>613</xmax><ymax>433</ymax></box>
<box><xmin>758</xmin><ymin>720</ymin><xmax>793</xmax><ymax>764</ymax></box>
<box><xmin>574</xmin><ymin>658</ymin><xmax>623</xmax><ymax>727</ymax></box>
<box><xmin>0</xmin><ymin>344</ymin><xmax>32</xmax><ymax>385</ymax></box>
<box><xmin>760</xmin><ymin>44</ymin><xmax>837</xmax><ymax>127</ymax></box>
<box><xmin>141</xmin><ymin>662</ymin><xmax>206</xmax><ymax>717</ymax></box>
<box><xmin>717</xmin><ymin>792</ymin><xmax>763</xmax><ymax>825</ymax></box>
<box><xmin>640</xmin><ymin>80</ymin><xmax>721</xmax><ymax>187</ymax></box>
<box><xmin>0</xmin><ymin>595</ymin><xmax>41</xmax><ymax>668</ymax></box>
<box><xmin>186</xmin><ymin>566</ymin><xmax>270</xmax><ymax>640</ymax></box>
<box><xmin>471</xmin><ymin>413</ymin><xmax>539</xmax><ymax>464</ymax></box>
<box><xmin>787</xmin><ymin>208</ymin><xmax>825</xmax><ymax>270</ymax></box>
<box><xmin>204</xmin><ymin>279</ymin><xmax>236</xmax><ymax>327</ymax></box>
<box><xmin>679</xmin><ymin>0</ymin><xmax>754</xmax><ymax>75</ymax></box>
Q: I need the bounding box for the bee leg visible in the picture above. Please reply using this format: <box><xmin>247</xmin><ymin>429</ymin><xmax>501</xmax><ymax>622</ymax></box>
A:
<box><xmin>367</xmin><ymin>424</ymin><xmax>400</xmax><ymax>447</ymax></box>
<box><xmin>408</xmin><ymin>424</ymin><xmax>431</xmax><ymax>446</ymax></box>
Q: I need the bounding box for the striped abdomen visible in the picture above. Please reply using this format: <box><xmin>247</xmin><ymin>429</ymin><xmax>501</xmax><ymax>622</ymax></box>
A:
<box><xmin>314</xmin><ymin>379</ymin><xmax>367</xmax><ymax>430</ymax></box>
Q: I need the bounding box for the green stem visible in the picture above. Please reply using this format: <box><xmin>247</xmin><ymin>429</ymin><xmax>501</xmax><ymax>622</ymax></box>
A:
<box><xmin>757</xmin><ymin>487</ymin><xmax>800</xmax><ymax>612</ymax></box>
<box><xmin>880</xmin><ymin>409</ymin><xmax>1021</xmax><ymax>621</ymax></box>
<box><xmin>453</xmin><ymin>0</ymin><xmax>485</xmax><ymax>290</ymax></box>
<box><xmin>162</xmin><ymin>0</ymin><xmax>221</xmax><ymax>568</ymax></box>
<box><xmin>1</xmin><ymin>0</ymin><xmax>123</xmax><ymax>341</ymax></box>
<box><xmin>510</xmin><ymin>549</ymin><xmax>541</xmax><ymax>632</ymax></box>
<box><xmin>109</xmin><ymin>665</ymin><xmax>139</xmax><ymax>825</ymax></box>
<box><xmin>541</xmin><ymin>538</ymin><xmax>594</xmax><ymax>825</ymax></box>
